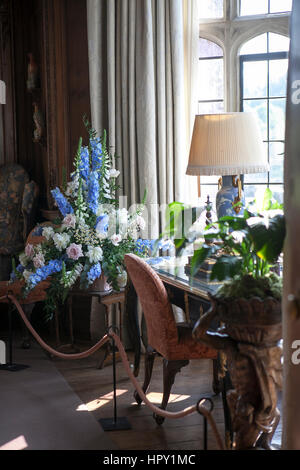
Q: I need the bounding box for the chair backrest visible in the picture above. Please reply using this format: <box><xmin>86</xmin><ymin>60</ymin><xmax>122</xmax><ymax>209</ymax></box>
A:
<box><xmin>0</xmin><ymin>163</ymin><xmax>29</xmax><ymax>255</ymax></box>
<box><xmin>124</xmin><ymin>253</ymin><xmax>179</xmax><ymax>355</ymax></box>
<box><xmin>0</xmin><ymin>163</ymin><xmax>39</xmax><ymax>255</ymax></box>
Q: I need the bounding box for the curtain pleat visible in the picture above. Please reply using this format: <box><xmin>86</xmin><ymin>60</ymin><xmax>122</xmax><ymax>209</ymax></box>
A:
<box><xmin>87</xmin><ymin>0</ymin><xmax>193</xmax><ymax>236</ymax></box>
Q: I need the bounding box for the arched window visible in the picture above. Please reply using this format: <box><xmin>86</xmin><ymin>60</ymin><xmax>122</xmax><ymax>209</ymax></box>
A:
<box><xmin>240</xmin><ymin>32</ymin><xmax>290</xmax><ymax>204</ymax></box>
<box><xmin>196</xmin><ymin>1</ymin><xmax>290</xmax><ymax>209</ymax></box>
<box><xmin>240</xmin><ymin>0</ymin><xmax>292</xmax><ymax>16</ymax></box>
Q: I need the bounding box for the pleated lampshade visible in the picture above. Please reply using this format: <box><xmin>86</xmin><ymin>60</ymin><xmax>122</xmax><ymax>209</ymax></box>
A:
<box><xmin>186</xmin><ymin>113</ymin><xmax>269</xmax><ymax>176</ymax></box>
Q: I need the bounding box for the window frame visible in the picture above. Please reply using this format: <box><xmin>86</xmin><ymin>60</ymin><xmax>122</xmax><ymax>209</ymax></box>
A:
<box><xmin>197</xmin><ymin>0</ymin><xmax>290</xmax><ymax>203</ymax></box>
<box><xmin>240</xmin><ymin>48</ymin><xmax>288</xmax><ymax>196</ymax></box>
<box><xmin>239</xmin><ymin>0</ymin><xmax>293</xmax><ymax>17</ymax></box>
<box><xmin>198</xmin><ymin>43</ymin><xmax>225</xmax><ymax>114</ymax></box>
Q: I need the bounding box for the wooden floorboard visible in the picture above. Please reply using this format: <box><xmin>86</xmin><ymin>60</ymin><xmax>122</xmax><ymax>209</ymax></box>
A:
<box><xmin>52</xmin><ymin>334</ymin><xmax>283</xmax><ymax>451</ymax></box>
<box><xmin>5</xmin><ymin>316</ymin><xmax>282</xmax><ymax>451</ymax></box>
<box><xmin>52</xmin><ymin>342</ymin><xmax>229</xmax><ymax>451</ymax></box>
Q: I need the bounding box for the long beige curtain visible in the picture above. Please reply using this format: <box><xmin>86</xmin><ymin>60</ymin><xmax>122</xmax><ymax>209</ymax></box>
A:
<box><xmin>87</xmin><ymin>0</ymin><xmax>197</xmax><ymax>237</ymax></box>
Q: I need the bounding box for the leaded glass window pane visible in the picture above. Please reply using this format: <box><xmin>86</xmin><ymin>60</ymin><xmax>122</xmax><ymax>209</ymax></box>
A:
<box><xmin>240</xmin><ymin>0</ymin><xmax>268</xmax><ymax>16</ymax></box>
<box><xmin>240</xmin><ymin>33</ymin><xmax>289</xmax><ymax>200</ymax></box>
<box><xmin>199</xmin><ymin>0</ymin><xmax>224</xmax><ymax>19</ymax></box>
<box><xmin>198</xmin><ymin>38</ymin><xmax>224</xmax><ymax>116</ymax></box>
<box><xmin>240</xmin><ymin>0</ymin><xmax>292</xmax><ymax>16</ymax></box>
<box><xmin>269</xmin><ymin>0</ymin><xmax>292</xmax><ymax>13</ymax></box>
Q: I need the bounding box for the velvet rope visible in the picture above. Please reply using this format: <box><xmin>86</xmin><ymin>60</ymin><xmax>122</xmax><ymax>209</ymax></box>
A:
<box><xmin>2</xmin><ymin>294</ymin><xmax>225</xmax><ymax>450</ymax></box>
<box><xmin>1</xmin><ymin>294</ymin><xmax>110</xmax><ymax>360</ymax></box>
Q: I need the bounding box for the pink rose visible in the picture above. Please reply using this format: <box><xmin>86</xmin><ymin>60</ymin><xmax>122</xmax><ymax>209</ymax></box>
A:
<box><xmin>62</xmin><ymin>213</ymin><xmax>76</xmax><ymax>229</ymax></box>
<box><xmin>33</xmin><ymin>253</ymin><xmax>45</xmax><ymax>269</ymax></box>
<box><xmin>66</xmin><ymin>243</ymin><xmax>83</xmax><ymax>260</ymax></box>
<box><xmin>25</xmin><ymin>244</ymin><xmax>34</xmax><ymax>259</ymax></box>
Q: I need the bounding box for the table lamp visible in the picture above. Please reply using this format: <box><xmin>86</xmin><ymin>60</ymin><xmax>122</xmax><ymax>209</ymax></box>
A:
<box><xmin>186</xmin><ymin>113</ymin><xmax>268</xmax><ymax>218</ymax></box>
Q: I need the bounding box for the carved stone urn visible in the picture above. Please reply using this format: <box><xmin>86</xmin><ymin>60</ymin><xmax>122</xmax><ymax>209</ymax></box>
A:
<box><xmin>193</xmin><ymin>294</ymin><xmax>282</xmax><ymax>450</ymax></box>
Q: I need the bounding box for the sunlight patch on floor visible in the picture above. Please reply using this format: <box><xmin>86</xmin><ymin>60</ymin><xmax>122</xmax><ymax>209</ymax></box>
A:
<box><xmin>76</xmin><ymin>389</ymin><xmax>129</xmax><ymax>411</ymax></box>
<box><xmin>0</xmin><ymin>435</ymin><xmax>28</xmax><ymax>450</ymax></box>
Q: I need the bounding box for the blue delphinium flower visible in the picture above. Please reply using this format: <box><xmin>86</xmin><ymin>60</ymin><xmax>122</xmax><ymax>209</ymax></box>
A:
<box><xmin>27</xmin><ymin>259</ymin><xmax>63</xmax><ymax>290</ymax></box>
<box><xmin>32</xmin><ymin>225</ymin><xmax>43</xmax><ymax>236</ymax></box>
<box><xmin>157</xmin><ymin>239</ymin><xmax>174</xmax><ymax>252</ymax></box>
<box><xmin>51</xmin><ymin>188</ymin><xmax>74</xmax><ymax>217</ymax></box>
<box><xmin>146</xmin><ymin>256</ymin><xmax>170</xmax><ymax>266</ymax></box>
<box><xmin>16</xmin><ymin>264</ymin><xmax>25</xmax><ymax>274</ymax></box>
<box><xmin>87</xmin><ymin>171</ymin><xmax>100</xmax><ymax>214</ymax></box>
<box><xmin>79</xmin><ymin>146</ymin><xmax>90</xmax><ymax>180</ymax></box>
<box><xmin>95</xmin><ymin>214</ymin><xmax>109</xmax><ymax>234</ymax></box>
<box><xmin>11</xmin><ymin>264</ymin><xmax>26</xmax><ymax>282</ymax></box>
<box><xmin>90</xmin><ymin>138</ymin><xmax>103</xmax><ymax>172</ymax></box>
<box><xmin>87</xmin><ymin>262</ymin><xmax>102</xmax><ymax>284</ymax></box>
<box><xmin>135</xmin><ymin>239</ymin><xmax>151</xmax><ymax>256</ymax></box>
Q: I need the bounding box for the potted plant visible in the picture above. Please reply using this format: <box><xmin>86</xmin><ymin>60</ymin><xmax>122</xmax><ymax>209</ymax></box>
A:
<box><xmin>163</xmin><ymin>190</ymin><xmax>286</xmax><ymax>450</ymax></box>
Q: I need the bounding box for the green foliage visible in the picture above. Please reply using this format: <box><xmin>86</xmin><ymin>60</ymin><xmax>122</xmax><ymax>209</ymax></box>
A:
<box><xmin>215</xmin><ymin>273</ymin><xmax>283</xmax><ymax>301</ymax></box>
<box><xmin>166</xmin><ymin>188</ymin><xmax>286</xmax><ymax>300</ymax></box>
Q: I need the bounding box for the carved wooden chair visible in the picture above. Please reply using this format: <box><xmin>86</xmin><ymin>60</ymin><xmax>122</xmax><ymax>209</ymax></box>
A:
<box><xmin>0</xmin><ymin>163</ymin><xmax>39</xmax><ymax>281</ymax></box>
<box><xmin>124</xmin><ymin>253</ymin><xmax>217</xmax><ymax>425</ymax></box>
<box><xmin>0</xmin><ymin>223</ymin><xmax>51</xmax><ymax>349</ymax></box>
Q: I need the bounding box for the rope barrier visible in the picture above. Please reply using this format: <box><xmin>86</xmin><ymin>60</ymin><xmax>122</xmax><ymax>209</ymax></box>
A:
<box><xmin>1</xmin><ymin>294</ymin><xmax>225</xmax><ymax>450</ymax></box>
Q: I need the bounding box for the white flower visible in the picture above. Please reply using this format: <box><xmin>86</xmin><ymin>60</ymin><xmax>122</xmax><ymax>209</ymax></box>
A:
<box><xmin>135</xmin><ymin>215</ymin><xmax>146</xmax><ymax>231</ymax></box>
<box><xmin>96</xmin><ymin>230</ymin><xmax>108</xmax><ymax>240</ymax></box>
<box><xmin>77</xmin><ymin>214</ymin><xmax>89</xmax><ymax>229</ymax></box>
<box><xmin>23</xmin><ymin>270</ymin><xmax>33</xmax><ymax>282</ymax></box>
<box><xmin>86</xmin><ymin>246</ymin><xmax>103</xmax><ymax>263</ymax></box>
<box><xmin>65</xmin><ymin>175</ymin><xmax>79</xmax><ymax>197</ymax></box>
<box><xmin>109</xmin><ymin>169</ymin><xmax>120</xmax><ymax>178</ymax></box>
<box><xmin>42</xmin><ymin>226</ymin><xmax>55</xmax><ymax>241</ymax></box>
<box><xmin>19</xmin><ymin>253</ymin><xmax>29</xmax><ymax>267</ymax></box>
<box><xmin>34</xmin><ymin>243</ymin><xmax>44</xmax><ymax>254</ymax></box>
<box><xmin>53</xmin><ymin>233</ymin><xmax>70</xmax><ymax>251</ymax></box>
<box><xmin>110</xmin><ymin>233</ymin><xmax>122</xmax><ymax>246</ymax></box>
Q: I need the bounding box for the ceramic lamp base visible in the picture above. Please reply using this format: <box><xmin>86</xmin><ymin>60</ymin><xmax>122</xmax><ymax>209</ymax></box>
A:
<box><xmin>216</xmin><ymin>175</ymin><xmax>245</xmax><ymax>219</ymax></box>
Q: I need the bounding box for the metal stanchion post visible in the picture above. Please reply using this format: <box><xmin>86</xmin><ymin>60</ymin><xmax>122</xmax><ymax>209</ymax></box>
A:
<box><xmin>99</xmin><ymin>326</ymin><xmax>131</xmax><ymax>431</ymax></box>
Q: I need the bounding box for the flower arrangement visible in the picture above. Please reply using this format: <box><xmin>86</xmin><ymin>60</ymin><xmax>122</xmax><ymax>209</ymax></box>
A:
<box><xmin>11</xmin><ymin>119</ymin><xmax>148</xmax><ymax>318</ymax></box>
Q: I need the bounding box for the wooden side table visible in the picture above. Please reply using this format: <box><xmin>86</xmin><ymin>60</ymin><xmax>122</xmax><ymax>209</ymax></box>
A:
<box><xmin>56</xmin><ymin>288</ymin><xmax>126</xmax><ymax>368</ymax></box>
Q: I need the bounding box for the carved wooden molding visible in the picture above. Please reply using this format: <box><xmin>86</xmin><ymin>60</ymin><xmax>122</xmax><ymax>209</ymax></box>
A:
<box><xmin>42</xmin><ymin>0</ymin><xmax>59</xmax><ymax>208</ymax></box>
<box><xmin>0</xmin><ymin>0</ymin><xmax>16</xmax><ymax>166</ymax></box>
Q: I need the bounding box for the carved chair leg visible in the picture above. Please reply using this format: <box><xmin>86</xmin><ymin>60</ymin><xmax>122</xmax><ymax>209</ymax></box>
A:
<box><xmin>134</xmin><ymin>345</ymin><xmax>157</xmax><ymax>405</ymax></box>
<box><xmin>153</xmin><ymin>358</ymin><xmax>189</xmax><ymax>425</ymax></box>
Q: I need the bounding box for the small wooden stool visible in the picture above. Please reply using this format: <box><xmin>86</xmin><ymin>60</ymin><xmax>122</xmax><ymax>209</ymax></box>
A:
<box><xmin>98</xmin><ymin>291</ymin><xmax>126</xmax><ymax>368</ymax></box>
<box><xmin>56</xmin><ymin>288</ymin><xmax>126</xmax><ymax>367</ymax></box>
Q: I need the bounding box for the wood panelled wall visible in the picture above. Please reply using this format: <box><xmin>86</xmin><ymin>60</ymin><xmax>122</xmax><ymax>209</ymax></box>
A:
<box><xmin>0</xmin><ymin>0</ymin><xmax>91</xmax><ymax>212</ymax></box>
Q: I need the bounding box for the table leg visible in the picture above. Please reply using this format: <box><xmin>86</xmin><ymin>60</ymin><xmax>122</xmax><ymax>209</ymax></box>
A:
<box><xmin>97</xmin><ymin>304</ymin><xmax>112</xmax><ymax>369</ymax></box>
